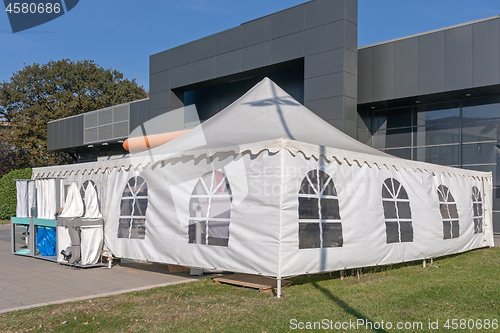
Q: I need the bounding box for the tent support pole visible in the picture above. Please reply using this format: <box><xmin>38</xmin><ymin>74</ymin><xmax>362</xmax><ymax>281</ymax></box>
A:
<box><xmin>423</xmin><ymin>258</ymin><xmax>426</xmax><ymax>268</ymax></box>
<box><xmin>277</xmin><ymin>278</ymin><xmax>281</xmax><ymax>299</ymax></box>
<box><xmin>340</xmin><ymin>270</ymin><xmax>344</xmax><ymax>280</ymax></box>
<box><xmin>357</xmin><ymin>268</ymin><xmax>360</xmax><ymax>279</ymax></box>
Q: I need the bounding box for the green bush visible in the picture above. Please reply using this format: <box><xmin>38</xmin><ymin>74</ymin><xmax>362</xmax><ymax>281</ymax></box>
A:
<box><xmin>0</xmin><ymin>168</ymin><xmax>32</xmax><ymax>220</ymax></box>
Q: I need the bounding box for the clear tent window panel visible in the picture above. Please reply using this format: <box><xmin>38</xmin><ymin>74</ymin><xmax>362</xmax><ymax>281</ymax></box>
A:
<box><xmin>382</xmin><ymin>178</ymin><xmax>413</xmax><ymax>243</ymax></box>
<box><xmin>299</xmin><ymin>170</ymin><xmax>342</xmax><ymax>249</ymax></box>
<box><xmin>118</xmin><ymin>176</ymin><xmax>148</xmax><ymax>240</ymax></box>
<box><xmin>437</xmin><ymin>185</ymin><xmax>460</xmax><ymax>239</ymax></box>
<box><xmin>189</xmin><ymin>171</ymin><xmax>232</xmax><ymax>247</ymax></box>
<box><xmin>472</xmin><ymin>186</ymin><xmax>484</xmax><ymax>234</ymax></box>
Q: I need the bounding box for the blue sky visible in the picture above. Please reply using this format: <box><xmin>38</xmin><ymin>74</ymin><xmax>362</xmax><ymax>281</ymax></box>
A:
<box><xmin>1</xmin><ymin>0</ymin><xmax>500</xmax><ymax>91</ymax></box>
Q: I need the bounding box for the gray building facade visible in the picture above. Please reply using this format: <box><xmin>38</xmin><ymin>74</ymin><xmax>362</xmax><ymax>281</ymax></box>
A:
<box><xmin>357</xmin><ymin>16</ymin><xmax>500</xmax><ymax>233</ymax></box>
<box><xmin>47</xmin><ymin>1</ymin><xmax>500</xmax><ymax>232</ymax></box>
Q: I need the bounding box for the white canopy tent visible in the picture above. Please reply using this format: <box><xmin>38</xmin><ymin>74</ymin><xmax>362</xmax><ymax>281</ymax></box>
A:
<box><xmin>32</xmin><ymin>78</ymin><xmax>494</xmax><ymax>293</ymax></box>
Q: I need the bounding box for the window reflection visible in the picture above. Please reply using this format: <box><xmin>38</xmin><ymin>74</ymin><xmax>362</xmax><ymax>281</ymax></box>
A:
<box><xmin>373</xmin><ymin>128</ymin><xmax>412</xmax><ymax>149</ymax></box>
<box><xmin>461</xmin><ymin>143</ymin><xmax>498</xmax><ymax>165</ymax></box>
<box><xmin>368</xmin><ymin>97</ymin><xmax>500</xmax><ymax>167</ymax></box>
<box><xmin>462</xmin><ymin>120</ymin><xmax>500</xmax><ymax>143</ymax></box>
<box><xmin>413</xmin><ymin>124</ymin><xmax>460</xmax><ymax>146</ymax></box>
<box><xmin>413</xmin><ymin>145</ymin><xmax>459</xmax><ymax>166</ymax></box>
<box><xmin>414</xmin><ymin>102</ymin><xmax>460</xmax><ymax>126</ymax></box>
<box><xmin>373</xmin><ymin>108</ymin><xmax>412</xmax><ymax>131</ymax></box>
<box><xmin>462</xmin><ymin>97</ymin><xmax>500</xmax><ymax>121</ymax></box>
<box><xmin>385</xmin><ymin>148</ymin><xmax>411</xmax><ymax>160</ymax></box>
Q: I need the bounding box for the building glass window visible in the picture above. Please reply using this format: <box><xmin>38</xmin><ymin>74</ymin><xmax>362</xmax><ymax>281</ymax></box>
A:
<box><xmin>437</xmin><ymin>185</ymin><xmax>459</xmax><ymax>239</ymax></box>
<box><xmin>365</xmin><ymin>95</ymin><xmax>500</xmax><ymax>234</ymax></box>
<box><xmin>472</xmin><ymin>186</ymin><xmax>483</xmax><ymax>234</ymax></box>
<box><xmin>118</xmin><ymin>176</ymin><xmax>148</xmax><ymax>239</ymax></box>
<box><xmin>189</xmin><ymin>171</ymin><xmax>232</xmax><ymax>247</ymax></box>
<box><xmin>298</xmin><ymin>170</ymin><xmax>342</xmax><ymax>249</ymax></box>
<box><xmin>382</xmin><ymin>178</ymin><xmax>413</xmax><ymax>243</ymax></box>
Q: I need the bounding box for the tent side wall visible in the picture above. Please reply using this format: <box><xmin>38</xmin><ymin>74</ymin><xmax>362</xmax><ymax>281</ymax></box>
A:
<box><xmin>279</xmin><ymin>148</ymin><xmax>493</xmax><ymax>278</ymax></box>
<box><xmin>102</xmin><ymin>150</ymin><xmax>283</xmax><ymax>276</ymax></box>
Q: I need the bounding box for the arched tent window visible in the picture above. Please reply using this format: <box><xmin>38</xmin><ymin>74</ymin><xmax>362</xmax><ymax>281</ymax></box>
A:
<box><xmin>189</xmin><ymin>171</ymin><xmax>232</xmax><ymax>247</ymax></box>
<box><xmin>298</xmin><ymin>170</ymin><xmax>342</xmax><ymax>249</ymax></box>
<box><xmin>472</xmin><ymin>186</ymin><xmax>483</xmax><ymax>234</ymax></box>
<box><xmin>382</xmin><ymin>178</ymin><xmax>413</xmax><ymax>243</ymax></box>
<box><xmin>118</xmin><ymin>176</ymin><xmax>148</xmax><ymax>239</ymax></box>
<box><xmin>437</xmin><ymin>185</ymin><xmax>459</xmax><ymax>239</ymax></box>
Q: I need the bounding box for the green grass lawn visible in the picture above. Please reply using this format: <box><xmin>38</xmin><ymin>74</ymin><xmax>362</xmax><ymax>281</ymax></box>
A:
<box><xmin>0</xmin><ymin>247</ymin><xmax>499</xmax><ymax>332</ymax></box>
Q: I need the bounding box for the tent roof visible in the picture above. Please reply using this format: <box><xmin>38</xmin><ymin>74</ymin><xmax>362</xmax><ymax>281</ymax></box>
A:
<box><xmin>149</xmin><ymin>77</ymin><xmax>387</xmax><ymax>158</ymax></box>
<box><xmin>32</xmin><ymin>78</ymin><xmax>491</xmax><ymax>181</ymax></box>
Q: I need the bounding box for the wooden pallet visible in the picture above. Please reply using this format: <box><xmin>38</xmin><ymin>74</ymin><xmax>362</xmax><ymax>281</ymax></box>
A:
<box><xmin>214</xmin><ymin>273</ymin><xmax>291</xmax><ymax>293</ymax></box>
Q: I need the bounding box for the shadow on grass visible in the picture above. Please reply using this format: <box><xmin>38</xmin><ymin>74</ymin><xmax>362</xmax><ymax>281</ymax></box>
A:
<box><xmin>312</xmin><ymin>281</ymin><xmax>388</xmax><ymax>333</ymax></box>
<box><xmin>290</xmin><ymin>249</ymin><xmax>488</xmax><ymax>287</ymax></box>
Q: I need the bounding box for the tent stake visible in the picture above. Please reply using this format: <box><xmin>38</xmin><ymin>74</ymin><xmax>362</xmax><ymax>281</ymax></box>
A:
<box><xmin>277</xmin><ymin>278</ymin><xmax>281</xmax><ymax>298</ymax></box>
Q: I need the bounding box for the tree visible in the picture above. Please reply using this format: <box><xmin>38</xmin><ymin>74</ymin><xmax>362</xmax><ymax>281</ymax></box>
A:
<box><xmin>0</xmin><ymin>59</ymin><xmax>148</xmax><ymax>168</ymax></box>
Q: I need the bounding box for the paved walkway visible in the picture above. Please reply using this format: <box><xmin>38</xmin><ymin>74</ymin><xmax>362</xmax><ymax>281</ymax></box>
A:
<box><xmin>0</xmin><ymin>224</ymin><xmax>205</xmax><ymax>314</ymax></box>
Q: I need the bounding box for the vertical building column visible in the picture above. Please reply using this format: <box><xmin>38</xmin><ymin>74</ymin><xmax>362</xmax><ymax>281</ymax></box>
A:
<box><xmin>303</xmin><ymin>0</ymin><xmax>358</xmax><ymax>138</ymax></box>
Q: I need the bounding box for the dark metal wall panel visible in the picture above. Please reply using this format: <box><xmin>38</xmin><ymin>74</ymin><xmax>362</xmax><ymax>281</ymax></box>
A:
<box><xmin>242</xmin><ymin>41</ymin><xmax>272</xmax><ymax>72</ymax></box>
<box><xmin>418</xmin><ymin>31</ymin><xmax>445</xmax><ymax>95</ymax></box>
<box><xmin>304</xmin><ymin>21</ymin><xmax>345</xmax><ymax>56</ymax></box>
<box><xmin>394</xmin><ymin>37</ymin><xmax>419</xmax><ymax>99</ymax></box>
<box><xmin>170</xmin><ymin>43</ymin><xmax>193</xmax><ymax>68</ymax></box>
<box><xmin>345</xmin><ymin>0</ymin><xmax>358</xmax><ymax>24</ymax></box>
<box><xmin>372</xmin><ymin>43</ymin><xmax>395</xmax><ymax>102</ymax></box>
<box><xmin>305</xmin><ymin>48</ymin><xmax>344</xmax><ymax>79</ymax></box>
<box><xmin>192</xmin><ymin>35</ymin><xmax>217</xmax><ymax>62</ymax></box>
<box><xmin>149</xmin><ymin>91</ymin><xmax>170</xmax><ymax>112</ymax></box>
<box><xmin>192</xmin><ymin>57</ymin><xmax>216</xmax><ymax>84</ymax></box>
<box><xmin>61</xmin><ymin>120</ymin><xmax>69</xmax><ymax>149</ymax></box>
<box><xmin>47</xmin><ymin>122</ymin><xmax>54</xmax><ymax>150</ymax></box>
<box><xmin>345</xmin><ymin>48</ymin><xmax>357</xmax><ymax>76</ymax></box>
<box><xmin>271</xmin><ymin>32</ymin><xmax>304</xmax><ymax>64</ymax></box>
<box><xmin>272</xmin><ymin>4</ymin><xmax>305</xmax><ymax>39</ymax></box>
<box><xmin>149</xmin><ymin>70</ymin><xmax>170</xmax><ymax>94</ymax></box>
<box><xmin>357</xmin><ymin>48</ymin><xmax>372</xmax><ymax>104</ymax></box>
<box><xmin>70</xmin><ymin>116</ymin><xmax>79</xmax><ymax>148</ymax></box>
<box><xmin>344</xmin><ymin>96</ymin><xmax>358</xmax><ymax>122</ymax></box>
<box><xmin>345</xmin><ymin>21</ymin><xmax>357</xmax><ymax>52</ymax></box>
<box><xmin>149</xmin><ymin>50</ymin><xmax>170</xmax><ymax>74</ymax></box>
<box><xmin>170</xmin><ymin>64</ymin><xmax>192</xmax><ymax>88</ymax></box>
<box><xmin>473</xmin><ymin>18</ymin><xmax>500</xmax><ymax>87</ymax></box>
<box><xmin>304</xmin><ymin>73</ymin><xmax>344</xmax><ymax>102</ymax></box>
<box><xmin>445</xmin><ymin>25</ymin><xmax>473</xmax><ymax>91</ymax></box>
<box><xmin>242</xmin><ymin>16</ymin><xmax>272</xmax><ymax>47</ymax></box>
<box><xmin>76</xmin><ymin>115</ymin><xmax>83</xmax><ymax>147</ymax></box>
<box><xmin>216</xmin><ymin>26</ymin><xmax>242</xmax><ymax>54</ymax></box>
<box><xmin>305</xmin><ymin>0</ymin><xmax>344</xmax><ymax>29</ymax></box>
<box><xmin>304</xmin><ymin>96</ymin><xmax>344</xmax><ymax>120</ymax></box>
<box><xmin>129</xmin><ymin>99</ymin><xmax>149</xmax><ymax>136</ymax></box>
<box><xmin>216</xmin><ymin>50</ymin><xmax>243</xmax><ymax>78</ymax></box>
<box><xmin>345</xmin><ymin>72</ymin><xmax>357</xmax><ymax>100</ymax></box>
